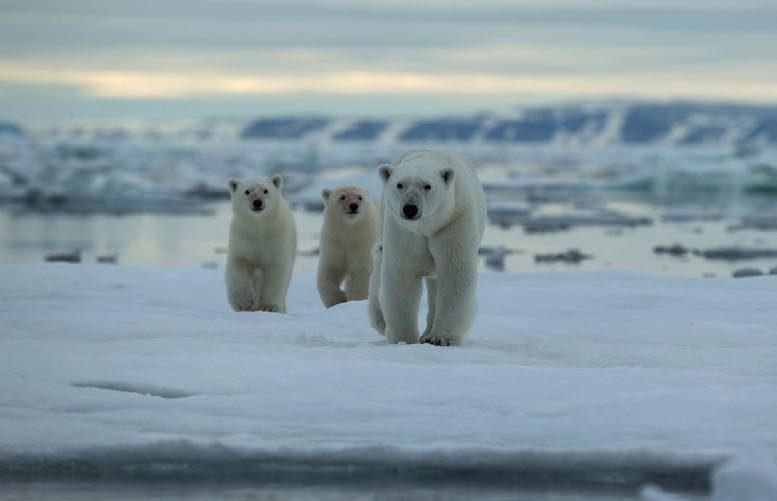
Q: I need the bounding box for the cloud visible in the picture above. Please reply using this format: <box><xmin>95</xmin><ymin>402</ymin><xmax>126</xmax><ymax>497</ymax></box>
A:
<box><xmin>2</xmin><ymin>60</ymin><xmax>776</xmax><ymax>103</ymax></box>
<box><xmin>0</xmin><ymin>1</ymin><xmax>775</xmax><ymax>120</ymax></box>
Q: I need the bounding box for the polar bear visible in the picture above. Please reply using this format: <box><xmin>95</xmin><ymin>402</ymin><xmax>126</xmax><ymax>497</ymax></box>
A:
<box><xmin>226</xmin><ymin>175</ymin><xmax>297</xmax><ymax>313</ymax></box>
<box><xmin>317</xmin><ymin>186</ymin><xmax>379</xmax><ymax>308</ymax></box>
<box><xmin>369</xmin><ymin>149</ymin><xmax>486</xmax><ymax>345</ymax></box>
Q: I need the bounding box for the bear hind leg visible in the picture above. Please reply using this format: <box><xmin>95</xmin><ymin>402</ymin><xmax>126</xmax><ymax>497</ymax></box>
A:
<box><xmin>344</xmin><ymin>265</ymin><xmax>371</xmax><ymax>302</ymax></box>
<box><xmin>367</xmin><ymin>245</ymin><xmax>385</xmax><ymax>335</ymax></box>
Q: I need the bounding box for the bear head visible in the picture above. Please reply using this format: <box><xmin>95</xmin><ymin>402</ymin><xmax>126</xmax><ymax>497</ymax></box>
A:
<box><xmin>321</xmin><ymin>185</ymin><xmax>370</xmax><ymax>223</ymax></box>
<box><xmin>228</xmin><ymin>175</ymin><xmax>283</xmax><ymax>219</ymax></box>
<box><xmin>378</xmin><ymin>153</ymin><xmax>455</xmax><ymax>231</ymax></box>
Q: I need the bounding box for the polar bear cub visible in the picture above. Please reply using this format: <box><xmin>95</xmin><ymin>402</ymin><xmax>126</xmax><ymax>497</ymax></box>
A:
<box><xmin>368</xmin><ymin>149</ymin><xmax>486</xmax><ymax>345</ymax></box>
<box><xmin>226</xmin><ymin>175</ymin><xmax>297</xmax><ymax>313</ymax></box>
<box><xmin>317</xmin><ymin>185</ymin><xmax>379</xmax><ymax>308</ymax></box>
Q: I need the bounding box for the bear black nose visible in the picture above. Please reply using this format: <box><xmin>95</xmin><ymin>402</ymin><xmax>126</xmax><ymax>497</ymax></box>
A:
<box><xmin>348</xmin><ymin>203</ymin><xmax>358</xmax><ymax>212</ymax></box>
<box><xmin>252</xmin><ymin>199</ymin><xmax>263</xmax><ymax>210</ymax></box>
<box><xmin>402</xmin><ymin>204</ymin><xmax>418</xmax><ymax>219</ymax></box>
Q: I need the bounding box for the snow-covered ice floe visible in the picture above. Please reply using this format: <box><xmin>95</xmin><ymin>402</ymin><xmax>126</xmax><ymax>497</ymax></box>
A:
<box><xmin>0</xmin><ymin>264</ymin><xmax>776</xmax><ymax>493</ymax></box>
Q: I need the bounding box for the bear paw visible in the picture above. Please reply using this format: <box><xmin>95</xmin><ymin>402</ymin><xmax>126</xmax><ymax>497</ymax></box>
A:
<box><xmin>257</xmin><ymin>303</ymin><xmax>282</xmax><ymax>313</ymax></box>
<box><xmin>419</xmin><ymin>335</ymin><xmax>455</xmax><ymax>347</ymax></box>
<box><xmin>372</xmin><ymin>317</ymin><xmax>386</xmax><ymax>336</ymax></box>
<box><xmin>370</xmin><ymin>309</ymin><xmax>386</xmax><ymax>335</ymax></box>
<box><xmin>231</xmin><ymin>292</ymin><xmax>257</xmax><ymax>312</ymax></box>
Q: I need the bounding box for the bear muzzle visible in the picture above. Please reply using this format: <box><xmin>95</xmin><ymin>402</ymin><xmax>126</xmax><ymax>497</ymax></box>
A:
<box><xmin>402</xmin><ymin>203</ymin><xmax>420</xmax><ymax>220</ymax></box>
<box><xmin>251</xmin><ymin>199</ymin><xmax>264</xmax><ymax>211</ymax></box>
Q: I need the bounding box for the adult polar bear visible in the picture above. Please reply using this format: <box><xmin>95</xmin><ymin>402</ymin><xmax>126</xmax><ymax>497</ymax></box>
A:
<box><xmin>369</xmin><ymin>149</ymin><xmax>486</xmax><ymax>346</ymax></box>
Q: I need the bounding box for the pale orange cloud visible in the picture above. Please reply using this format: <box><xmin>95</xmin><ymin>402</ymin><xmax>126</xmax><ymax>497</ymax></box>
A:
<box><xmin>1</xmin><ymin>60</ymin><xmax>776</xmax><ymax>102</ymax></box>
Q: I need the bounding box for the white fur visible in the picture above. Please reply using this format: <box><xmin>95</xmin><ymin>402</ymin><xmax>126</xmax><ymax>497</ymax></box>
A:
<box><xmin>225</xmin><ymin>175</ymin><xmax>297</xmax><ymax>313</ymax></box>
<box><xmin>369</xmin><ymin>149</ymin><xmax>486</xmax><ymax>345</ymax></box>
<box><xmin>317</xmin><ymin>186</ymin><xmax>379</xmax><ymax>308</ymax></box>
<box><xmin>367</xmin><ymin>242</ymin><xmax>385</xmax><ymax>334</ymax></box>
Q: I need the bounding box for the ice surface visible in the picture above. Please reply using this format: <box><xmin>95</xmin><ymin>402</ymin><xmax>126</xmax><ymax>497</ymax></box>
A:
<box><xmin>641</xmin><ymin>452</ymin><xmax>777</xmax><ymax>500</ymax></box>
<box><xmin>640</xmin><ymin>484</ymin><xmax>689</xmax><ymax>501</ymax></box>
<box><xmin>711</xmin><ymin>452</ymin><xmax>777</xmax><ymax>501</ymax></box>
<box><xmin>1</xmin><ymin>264</ymin><xmax>776</xmax><ymax>490</ymax></box>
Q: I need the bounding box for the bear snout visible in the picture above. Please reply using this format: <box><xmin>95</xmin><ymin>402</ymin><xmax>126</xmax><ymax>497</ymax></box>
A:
<box><xmin>348</xmin><ymin>202</ymin><xmax>359</xmax><ymax>213</ymax></box>
<box><xmin>402</xmin><ymin>204</ymin><xmax>419</xmax><ymax>220</ymax></box>
<box><xmin>252</xmin><ymin>199</ymin><xmax>264</xmax><ymax>211</ymax></box>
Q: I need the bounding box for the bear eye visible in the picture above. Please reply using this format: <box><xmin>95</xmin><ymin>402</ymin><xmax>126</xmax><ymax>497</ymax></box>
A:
<box><xmin>397</xmin><ymin>183</ymin><xmax>403</xmax><ymax>189</ymax></box>
<box><xmin>263</xmin><ymin>189</ymin><xmax>268</xmax><ymax>194</ymax></box>
<box><xmin>340</xmin><ymin>195</ymin><xmax>346</xmax><ymax>201</ymax></box>
<box><xmin>244</xmin><ymin>189</ymin><xmax>250</xmax><ymax>195</ymax></box>
<box><xmin>424</xmin><ymin>184</ymin><xmax>432</xmax><ymax>191</ymax></box>
<box><xmin>358</xmin><ymin>195</ymin><xmax>363</xmax><ymax>200</ymax></box>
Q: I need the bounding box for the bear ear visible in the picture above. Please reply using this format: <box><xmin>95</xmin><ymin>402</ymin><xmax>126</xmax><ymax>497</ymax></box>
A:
<box><xmin>321</xmin><ymin>189</ymin><xmax>331</xmax><ymax>201</ymax></box>
<box><xmin>271</xmin><ymin>175</ymin><xmax>283</xmax><ymax>189</ymax></box>
<box><xmin>228</xmin><ymin>179</ymin><xmax>240</xmax><ymax>193</ymax></box>
<box><xmin>440</xmin><ymin>168</ymin><xmax>455</xmax><ymax>186</ymax></box>
<box><xmin>378</xmin><ymin>164</ymin><xmax>393</xmax><ymax>184</ymax></box>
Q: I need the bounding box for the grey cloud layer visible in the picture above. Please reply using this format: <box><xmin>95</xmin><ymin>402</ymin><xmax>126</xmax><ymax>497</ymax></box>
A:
<box><xmin>1</xmin><ymin>0</ymin><xmax>775</xmax><ymax>120</ymax></box>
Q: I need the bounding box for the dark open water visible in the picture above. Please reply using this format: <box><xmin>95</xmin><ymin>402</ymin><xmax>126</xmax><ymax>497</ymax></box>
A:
<box><xmin>2</xmin><ymin>196</ymin><xmax>777</xmax><ymax>279</ymax></box>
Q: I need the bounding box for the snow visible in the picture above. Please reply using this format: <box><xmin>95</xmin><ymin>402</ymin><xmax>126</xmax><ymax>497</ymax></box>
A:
<box><xmin>641</xmin><ymin>484</ymin><xmax>689</xmax><ymax>501</ymax></box>
<box><xmin>711</xmin><ymin>452</ymin><xmax>777</xmax><ymax>501</ymax></box>
<box><xmin>641</xmin><ymin>452</ymin><xmax>777</xmax><ymax>500</ymax></box>
<box><xmin>1</xmin><ymin>263</ymin><xmax>776</xmax><ymax>490</ymax></box>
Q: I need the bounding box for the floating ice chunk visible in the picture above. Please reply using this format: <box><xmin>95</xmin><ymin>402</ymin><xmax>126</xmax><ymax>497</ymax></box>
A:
<box><xmin>534</xmin><ymin>248</ymin><xmax>593</xmax><ymax>264</ymax></box>
<box><xmin>481</xmin><ymin>177</ymin><xmax>588</xmax><ymax>204</ymax></box>
<box><xmin>523</xmin><ymin>210</ymin><xmax>652</xmax><ymax>233</ymax></box>
<box><xmin>44</xmin><ymin>250</ymin><xmax>81</xmax><ymax>263</ymax></box>
<box><xmin>653</xmin><ymin>244</ymin><xmax>691</xmax><ymax>257</ymax></box>
<box><xmin>699</xmin><ymin>247</ymin><xmax>777</xmax><ymax>261</ymax></box>
<box><xmin>640</xmin><ymin>484</ymin><xmax>690</xmax><ymax>501</ymax></box>
<box><xmin>479</xmin><ymin>245</ymin><xmax>515</xmax><ymax>271</ymax></box>
<box><xmin>661</xmin><ymin>212</ymin><xmax>724</xmax><ymax>223</ymax></box>
<box><xmin>486</xmin><ymin>200</ymin><xmax>532</xmax><ymax>227</ymax></box>
<box><xmin>732</xmin><ymin>268</ymin><xmax>764</xmax><ymax>278</ymax></box>
<box><xmin>730</xmin><ymin>215</ymin><xmax>777</xmax><ymax>232</ymax></box>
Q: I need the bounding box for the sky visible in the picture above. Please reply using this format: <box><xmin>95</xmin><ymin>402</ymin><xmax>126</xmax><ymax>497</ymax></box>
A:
<box><xmin>1</xmin><ymin>0</ymin><xmax>776</xmax><ymax>123</ymax></box>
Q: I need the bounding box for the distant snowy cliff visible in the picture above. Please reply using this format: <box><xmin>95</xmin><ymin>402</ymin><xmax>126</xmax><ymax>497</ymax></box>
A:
<box><xmin>1</xmin><ymin>101</ymin><xmax>777</xmax><ymax>214</ymax></box>
<box><xmin>238</xmin><ymin>102</ymin><xmax>777</xmax><ymax>147</ymax></box>
<box><xmin>0</xmin><ymin>121</ymin><xmax>24</xmax><ymax>137</ymax></box>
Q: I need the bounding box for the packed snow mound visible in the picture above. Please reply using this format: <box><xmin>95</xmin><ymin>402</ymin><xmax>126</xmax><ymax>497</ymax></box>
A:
<box><xmin>641</xmin><ymin>451</ymin><xmax>777</xmax><ymax>501</ymax></box>
<box><xmin>711</xmin><ymin>452</ymin><xmax>777</xmax><ymax>501</ymax></box>
<box><xmin>0</xmin><ymin>264</ymin><xmax>776</xmax><ymax>489</ymax></box>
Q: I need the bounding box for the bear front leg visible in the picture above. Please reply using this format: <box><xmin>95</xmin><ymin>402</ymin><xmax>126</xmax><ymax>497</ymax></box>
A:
<box><xmin>421</xmin><ymin>266</ymin><xmax>477</xmax><ymax>346</ymax></box>
<box><xmin>317</xmin><ymin>264</ymin><xmax>347</xmax><ymax>308</ymax></box>
<box><xmin>257</xmin><ymin>261</ymin><xmax>292</xmax><ymax>313</ymax></box>
<box><xmin>226</xmin><ymin>259</ymin><xmax>257</xmax><ymax>312</ymax></box>
<box><xmin>421</xmin><ymin>276</ymin><xmax>437</xmax><ymax>338</ymax></box>
<box><xmin>380</xmin><ymin>268</ymin><xmax>422</xmax><ymax>344</ymax></box>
